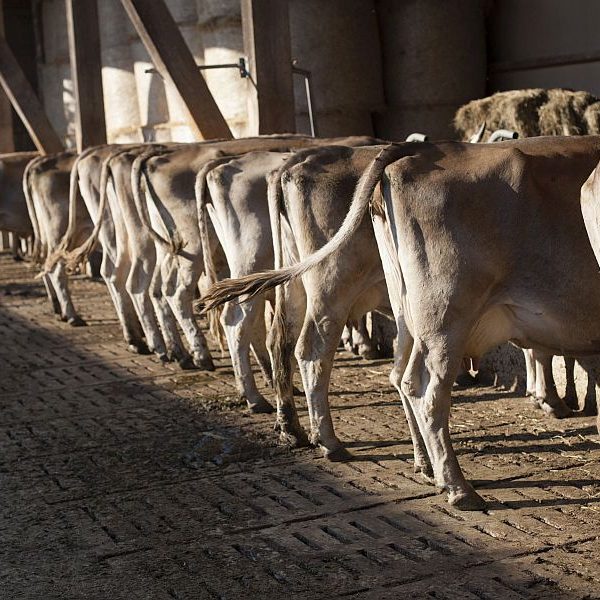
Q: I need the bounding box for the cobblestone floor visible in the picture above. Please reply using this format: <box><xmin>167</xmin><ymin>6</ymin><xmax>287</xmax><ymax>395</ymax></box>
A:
<box><xmin>2</xmin><ymin>253</ymin><xmax>600</xmax><ymax>599</ymax></box>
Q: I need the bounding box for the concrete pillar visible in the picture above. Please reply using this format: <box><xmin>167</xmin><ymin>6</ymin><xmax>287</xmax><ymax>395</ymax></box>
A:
<box><xmin>375</xmin><ymin>0</ymin><xmax>486</xmax><ymax>141</ymax></box>
<box><xmin>289</xmin><ymin>0</ymin><xmax>384</xmax><ymax>137</ymax></box>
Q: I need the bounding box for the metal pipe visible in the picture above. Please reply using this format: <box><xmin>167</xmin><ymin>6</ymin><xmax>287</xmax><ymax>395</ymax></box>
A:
<box><xmin>145</xmin><ymin>57</ymin><xmax>249</xmax><ymax>78</ymax></box>
<box><xmin>405</xmin><ymin>133</ymin><xmax>428</xmax><ymax>142</ymax></box>
<box><xmin>144</xmin><ymin>56</ymin><xmax>318</xmax><ymax>137</ymax></box>
<box><xmin>488</xmin><ymin>129</ymin><xmax>519</xmax><ymax>143</ymax></box>
<box><xmin>292</xmin><ymin>63</ymin><xmax>317</xmax><ymax>137</ymax></box>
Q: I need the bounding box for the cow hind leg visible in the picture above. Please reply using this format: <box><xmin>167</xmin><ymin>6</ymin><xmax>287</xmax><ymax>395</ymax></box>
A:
<box><xmin>149</xmin><ymin>261</ymin><xmax>189</xmax><ymax>365</ymax></box>
<box><xmin>101</xmin><ymin>252</ymin><xmax>147</xmax><ymax>353</ymax></box>
<box><xmin>402</xmin><ymin>336</ymin><xmax>486</xmax><ymax>510</ymax></box>
<box><xmin>268</xmin><ymin>281</ymin><xmax>308</xmax><ymax>447</ymax></box>
<box><xmin>582</xmin><ymin>368</ymin><xmax>597</xmax><ymax>417</ymax></box>
<box><xmin>533</xmin><ymin>351</ymin><xmax>573</xmax><ymax>419</ymax></box>
<box><xmin>523</xmin><ymin>348</ymin><xmax>538</xmax><ymax>405</ymax></box>
<box><xmin>249</xmin><ymin>298</ymin><xmax>274</xmax><ymax>388</ymax></box>
<box><xmin>390</xmin><ymin>320</ymin><xmax>434</xmax><ymax>484</ymax></box>
<box><xmin>295</xmin><ymin>308</ymin><xmax>350</xmax><ymax>461</ymax></box>
<box><xmin>563</xmin><ymin>357</ymin><xmax>580</xmax><ymax>411</ymax></box>
<box><xmin>352</xmin><ymin>315</ymin><xmax>380</xmax><ymax>360</ymax></box>
<box><xmin>341</xmin><ymin>324</ymin><xmax>353</xmax><ymax>354</ymax></box>
<box><xmin>221</xmin><ymin>299</ymin><xmax>273</xmax><ymax>413</ymax></box>
<box><xmin>42</xmin><ymin>273</ymin><xmax>61</xmax><ymax>316</ymax></box>
<box><xmin>126</xmin><ymin>259</ymin><xmax>169</xmax><ymax>361</ymax></box>
<box><xmin>163</xmin><ymin>260</ymin><xmax>214</xmax><ymax>371</ymax></box>
<box><xmin>47</xmin><ymin>261</ymin><xmax>86</xmax><ymax>326</ymax></box>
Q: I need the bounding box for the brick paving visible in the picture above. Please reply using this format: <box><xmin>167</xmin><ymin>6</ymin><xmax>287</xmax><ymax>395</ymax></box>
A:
<box><xmin>2</xmin><ymin>252</ymin><xmax>600</xmax><ymax>599</ymax></box>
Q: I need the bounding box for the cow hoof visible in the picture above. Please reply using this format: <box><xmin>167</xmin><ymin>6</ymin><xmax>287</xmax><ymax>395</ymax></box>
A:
<box><xmin>194</xmin><ymin>355</ymin><xmax>216</xmax><ymax>371</ymax></box>
<box><xmin>247</xmin><ymin>398</ymin><xmax>275</xmax><ymax>414</ymax></box>
<box><xmin>157</xmin><ymin>353</ymin><xmax>170</xmax><ymax>364</ymax></box>
<box><xmin>582</xmin><ymin>404</ymin><xmax>598</xmax><ymax>417</ymax></box>
<box><xmin>414</xmin><ymin>463</ymin><xmax>435</xmax><ymax>485</ymax></box>
<box><xmin>448</xmin><ymin>488</ymin><xmax>487</xmax><ymax>511</ymax></box>
<box><xmin>564</xmin><ymin>394</ymin><xmax>580</xmax><ymax>411</ymax></box>
<box><xmin>127</xmin><ymin>342</ymin><xmax>151</xmax><ymax>355</ymax></box>
<box><xmin>178</xmin><ymin>355</ymin><xmax>198</xmax><ymax>370</ymax></box>
<box><xmin>292</xmin><ymin>385</ymin><xmax>303</xmax><ymax>396</ymax></box>
<box><xmin>324</xmin><ymin>445</ymin><xmax>353</xmax><ymax>462</ymax></box>
<box><xmin>67</xmin><ymin>316</ymin><xmax>87</xmax><ymax>327</ymax></box>
<box><xmin>137</xmin><ymin>341</ymin><xmax>152</xmax><ymax>355</ymax></box>
<box><xmin>539</xmin><ymin>400</ymin><xmax>573</xmax><ymax>419</ymax></box>
<box><xmin>56</xmin><ymin>314</ymin><xmax>68</xmax><ymax>322</ymax></box>
<box><xmin>454</xmin><ymin>370</ymin><xmax>479</xmax><ymax>388</ymax></box>
<box><xmin>358</xmin><ymin>346</ymin><xmax>380</xmax><ymax>360</ymax></box>
<box><xmin>527</xmin><ymin>394</ymin><xmax>541</xmax><ymax>409</ymax></box>
<box><xmin>278</xmin><ymin>428</ymin><xmax>310</xmax><ymax>448</ymax></box>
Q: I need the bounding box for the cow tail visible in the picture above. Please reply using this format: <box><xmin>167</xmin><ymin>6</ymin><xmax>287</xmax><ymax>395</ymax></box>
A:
<box><xmin>22</xmin><ymin>156</ymin><xmax>45</xmax><ymax>266</ymax></box>
<box><xmin>62</xmin><ymin>152</ymin><xmax>114</xmax><ymax>272</ymax></box>
<box><xmin>131</xmin><ymin>149</ymin><xmax>174</xmax><ymax>252</ymax></box>
<box><xmin>201</xmin><ymin>143</ymin><xmax>405</xmax><ymax>311</ymax></box>
<box><xmin>195</xmin><ymin>158</ymin><xmax>231</xmax><ymax>352</ymax></box>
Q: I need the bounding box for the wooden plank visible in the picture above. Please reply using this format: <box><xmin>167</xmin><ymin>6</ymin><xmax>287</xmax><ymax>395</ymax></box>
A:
<box><xmin>242</xmin><ymin>0</ymin><xmax>295</xmax><ymax>134</ymax></box>
<box><xmin>65</xmin><ymin>0</ymin><xmax>107</xmax><ymax>152</ymax></box>
<box><xmin>0</xmin><ymin>35</ymin><xmax>63</xmax><ymax>153</ymax></box>
<box><xmin>119</xmin><ymin>0</ymin><xmax>232</xmax><ymax>141</ymax></box>
<box><xmin>0</xmin><ymin>1</ymin><xmax>13</xmax><ymax>152</ymax></box>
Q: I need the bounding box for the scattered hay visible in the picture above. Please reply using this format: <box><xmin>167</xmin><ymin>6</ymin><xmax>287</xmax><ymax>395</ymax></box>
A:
<box><xmin>454</xmin><ymin>88</ymin><xmax>600</xmax><ymax>140</ymax></box>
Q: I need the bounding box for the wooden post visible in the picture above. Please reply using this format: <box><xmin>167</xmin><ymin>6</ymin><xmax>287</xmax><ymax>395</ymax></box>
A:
<box><xmin>242</xmin><ymin>0</ymin><xmax>295</xmax><ymax>134</ymax></box>
<box><xmin>0</xmin><ymin>1</ymin><xmax>13</xmax><ymax>152</ymax></box>
<box><xmin>65</xmin><ymin>0</ymin><xmax>106</xmax><ymax>152</ymax></box>
<box><xmin>119</xmin><ymin>0</ymin><xmax>232</xmax><ymax>141</ymax></box>
<box><xmin>0</xmin><ymin>35</ymin><xmax>63</xmax><ymax>153</ymax></box>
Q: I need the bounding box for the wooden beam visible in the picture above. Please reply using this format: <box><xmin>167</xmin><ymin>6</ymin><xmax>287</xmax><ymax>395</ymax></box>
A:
<box><xmin>0</xmin><ymin>1</ymin><xmax>13</xmax><ymax>152</ymax></box>
<box><xmin>242</xmin><ymin>0</ymin><xmax>295</xmax><ymax>134</ymax></box>
<box><xmin>119</xmin><ymin>0</ymin><xmax>232</xmax><ymax>141</ymax></box>
<box><xmin>65</xmin><ymin>0</ymin><xmax>106</xmax><ymax>152</ymax></box>
<box><xmin>0</xmin><ymin>35</ymin><xmax>63</xmax><ymax>153</ymax></box>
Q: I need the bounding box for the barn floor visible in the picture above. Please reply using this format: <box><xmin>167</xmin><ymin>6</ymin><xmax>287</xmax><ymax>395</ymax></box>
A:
<box><xmin>3</xmin><ymin>254</ymin><xmax>600</xmax><ymax>600</ymax></box>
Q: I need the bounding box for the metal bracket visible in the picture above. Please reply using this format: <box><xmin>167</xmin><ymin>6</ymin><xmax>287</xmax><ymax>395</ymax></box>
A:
<box><xmin>145</xmin><ymin>57</ymin><xmax>318</xmax><ymax>137</ymax></box>
<box><xmin>145</xmin><ymin>57</ymin><xmax>249</xmax><ymax>78</ymax></box>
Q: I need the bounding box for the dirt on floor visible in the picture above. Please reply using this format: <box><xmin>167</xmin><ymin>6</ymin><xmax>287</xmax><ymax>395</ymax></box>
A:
<box><xmin>2</xmin><ymin>253</ymin><xmax>600</xmax><ymax>599</ymax></box>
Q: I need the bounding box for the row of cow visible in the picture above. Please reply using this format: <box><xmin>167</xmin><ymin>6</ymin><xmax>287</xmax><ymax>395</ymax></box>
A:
<box><xmin>2</xmin><ymin>132</ymin><xmax>600</xmax><ymax>511</ymax></box>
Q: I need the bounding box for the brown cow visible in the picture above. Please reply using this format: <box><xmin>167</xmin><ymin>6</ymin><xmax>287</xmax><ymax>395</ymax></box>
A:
<box><xmin>203</xmin><ymin>136</ymin><xmax>600</xmax><ymax>509</ymax></box>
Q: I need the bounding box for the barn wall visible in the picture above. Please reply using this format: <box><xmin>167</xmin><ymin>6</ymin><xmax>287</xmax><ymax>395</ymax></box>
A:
<box><xmin>488</xmin><ymin>0</ymin><xmax>600</xmax><ymax>96</ymax></box>
<box><xmin>10</xmin><ymin>0</ymin><xmax>600</xmax><ymax>148</ymax></box>
<box><xmin>36</xmin><ymin>0</ymin><xmax>250</xmax><ymax>147</ymax></box>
